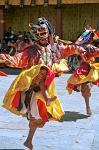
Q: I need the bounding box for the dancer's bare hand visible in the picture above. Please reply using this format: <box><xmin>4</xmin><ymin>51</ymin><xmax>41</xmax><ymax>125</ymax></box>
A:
<box><xmin>46</xmin><ymin>96</ymin><xmax>57</xmax><ymax>106</ymax></box>
<box><xmin>0</xmin><ymin>59</ymin><xmax>6</xmax><ymax>63</ymax></box>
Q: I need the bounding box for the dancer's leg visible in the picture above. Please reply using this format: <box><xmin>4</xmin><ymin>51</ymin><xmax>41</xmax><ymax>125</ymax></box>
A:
<box><xmin>81</xmin><ymin>84</ymin><xmax>92</xmax><ymax>115</ymax></box>
<box><xmin>24</xmin><ymin>120</ymin><xmax>37</xmax><ymax>150</ymax></box>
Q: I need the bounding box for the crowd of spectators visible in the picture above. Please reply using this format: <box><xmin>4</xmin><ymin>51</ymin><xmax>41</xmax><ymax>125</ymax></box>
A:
<box><xmin>0</xmin><ymin>27</ymin><xmax>32</xmax><ymax>55</ymax></box>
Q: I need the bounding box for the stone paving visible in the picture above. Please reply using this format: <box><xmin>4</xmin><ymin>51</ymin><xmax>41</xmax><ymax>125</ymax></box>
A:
<box><xmin>0</xmin><ymin>74</ymin><xmax>99</xmax><ymax>150</ymax></box>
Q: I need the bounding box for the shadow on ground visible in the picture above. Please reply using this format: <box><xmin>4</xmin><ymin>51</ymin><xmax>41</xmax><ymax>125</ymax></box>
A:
<box><xmin>60</xmin><ymin>111</ymin><xmax>89</xmax><ymax>122</ymax></box>
<box><xmin>0</xmin><ymin>67</ymin><xmax>22</xmax><ymax>75</ymax></box>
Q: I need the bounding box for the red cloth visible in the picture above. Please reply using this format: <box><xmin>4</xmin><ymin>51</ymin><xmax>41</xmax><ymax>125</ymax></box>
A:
<box><xmin>74</xmin><ymin>64</ymin><xmax>89</xmax><ymax>77</ymax></box>
<box><xmin>0</xmin><ymin>71</ymin><xmax>7</xmax><ymax>76</ymax></box>
<box><xmin>61</xmin><ymin>45</ymin><xmax>77</xmax><ymax>58</ymax></box>
<box><xmin>85</xmin><ymin>51</ymin><xmax>99</xmax><ymax>62</ymax></box>
<box><xmin>37</xmin><ymin>99</ymin><xmax>49</xmax><ymax>121</ymax></box>
<box><xmin>12</xmin><ymin>91</ymin><xmax>21</xmax><ymax>108</ymax></box>
<box><xmin>0</xmin><ymin>44</ymin><xmax>42</xmax><ymax>69</ymax></box>
<box><xmin>49</xmin><ymin>35</ymin><xmax>54</xmax><ymax>45</ymax></box>
<box><xmin>93</xmin><ymin>79</ymin><xmax>99</xmax><ymax>86</ymax></box>
<box><xmin>45</xmin><ymin>69</ymin><xmax>55</xmax><ymax>88</ymax></box>
<box><xmin>95</xmin><ymin>32</ymin><xmax>99</xmax><ymax>38</ymax></box>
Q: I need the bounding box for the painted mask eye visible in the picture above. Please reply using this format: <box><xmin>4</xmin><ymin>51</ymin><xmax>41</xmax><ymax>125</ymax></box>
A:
<box><xmin>40</xmin><ymin>32</ymin><xmax>47</xmax><ymax>36</ymax></box>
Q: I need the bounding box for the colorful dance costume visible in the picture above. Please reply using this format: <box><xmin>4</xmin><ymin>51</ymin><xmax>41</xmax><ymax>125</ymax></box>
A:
<box><xmin>2</xmin><ymin>64</ymin><xmax>64</xmax><ymax>127</ymax></box>
<box><xmin>67</xmin><ymin>27</ymin><xmax>99</xmax><ymax>94</ymax></box>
